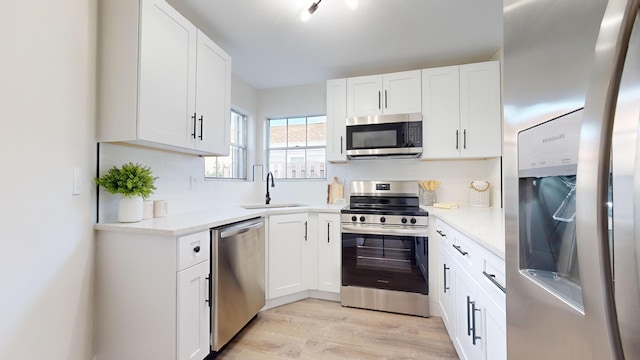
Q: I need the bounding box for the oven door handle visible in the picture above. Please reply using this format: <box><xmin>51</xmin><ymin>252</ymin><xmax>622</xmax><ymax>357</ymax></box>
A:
<box><xmin>341</xmin><ymin>224</ymin><xmax>428</xmax><ymax>236</ymax></box>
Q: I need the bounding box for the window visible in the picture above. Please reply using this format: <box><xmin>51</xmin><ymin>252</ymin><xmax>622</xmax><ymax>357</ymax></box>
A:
<box><xmin>204</xmin><ymin>110</ymin><xmax>247</xmax><ymax>179</ymax></box>
<box><xmin>267</xmin><ymin>116</ymin><xmax>326</xmax><ymax>179</ymax></box>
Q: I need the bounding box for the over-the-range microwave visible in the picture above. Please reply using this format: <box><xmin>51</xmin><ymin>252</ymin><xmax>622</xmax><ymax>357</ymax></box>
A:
<box><xmin>345</xmin><ymin>113</ymin><xmax>423</xmax><ymax>159</ymax></box>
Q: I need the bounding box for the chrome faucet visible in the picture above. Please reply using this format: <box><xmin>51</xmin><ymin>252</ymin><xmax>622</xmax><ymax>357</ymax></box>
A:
<box><xmin>265</xmin><ymin>171</ymin><xmax>275</xmax><ymax>204</ymax></box>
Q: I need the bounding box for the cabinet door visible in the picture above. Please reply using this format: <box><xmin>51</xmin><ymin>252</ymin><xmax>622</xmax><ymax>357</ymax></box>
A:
<box><xmin>453</xmin><ymin>266</ymin><xmax>483</xmax><ymax>360</ymax></box>
<box><xmin>195</xmin><ymin>29</ymin><xmax>231</xmax><ymax>155</ymax></box>
<box><xmin>317</xmin><ymin>213</ymin><xmax>341</xmax><ymax>293</ymax></box>
<box><xmin>326</xmin><ymin>79</ymin><xmax>347</xmax><ymax>162</ymax></box>
<box><xmin>268</xmin><ymin>213</ymin><xmax>311</xmax><ymax>298</ymax></box>
<box><xmin>438</xmin><ymin>243</ymin><xmax>454</xmax><ymax>332</ymax></box>
<box><xmin>382</xmin><ymin>70</ymin><xmax>422</xmax><ymax>115</ymax></box>
<box><xmin>138</xmin><ymin>0</ymin><xmax>197</xmax><ymax>149</ymax></box>
<box><xmin>347</xmin><ymin>75</ymin><xmax>383</xmax><ymax>117</ymax></box>
<box><xmin>479</xmin><ymin>287</ymin><xmax>506</xmax><ymax>360</ymax></box>
<box><xmin>422</xmin><ymin>66</ymin><xmax>461</xmax><ymax>159</ymax></box>
<box><xmin>459</xmin><ymin>61</ymin><xmax>502</xmax><ymax>158</ymax></box>
<box><xmin>177</xmin><ymin>260</ymin><xmax>210</xmax><ymax>360</ymax></box>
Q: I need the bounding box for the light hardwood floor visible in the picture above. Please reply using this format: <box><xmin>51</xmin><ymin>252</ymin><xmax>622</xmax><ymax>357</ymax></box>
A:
<box><xmin>216</xmin><ymin>298</ymin><xmax>459</xmax><ymax>360</ymax></box>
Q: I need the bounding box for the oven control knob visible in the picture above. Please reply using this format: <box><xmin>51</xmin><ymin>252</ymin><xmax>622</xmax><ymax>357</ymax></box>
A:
<box><xmin>401</xmin><ymin>217</ymin><xmax>408</xmax><ymax>224</ymax></box>
<box><xmin>360</xmin><ymin>216</ymin><xmax>366</xmax><ymax>222</ymax></box>
<box><xmin>351</xmin><ymin>216</ymin><xmax>357</xmax><ymax>222</ymax></box>
<box><xmin>380</xmin><ymin>217</ymin><xmax>386</xmax><ymax>223</ymax></box>
<box><xmin>410</xmin><ymin>218</ymin><xmax>417</xmax><ymax>224</ymax></box>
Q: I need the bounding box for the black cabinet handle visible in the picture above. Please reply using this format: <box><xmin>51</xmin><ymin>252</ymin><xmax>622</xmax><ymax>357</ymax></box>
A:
<box><xmin>378</xmin><ymin>91</ymin><xmax>381</xmax><ymax>109</ymax></box>
<box><xmin>472</xmin><ymin>300</ymin><xmax>481</xmax><ymax>345</ymax></box>
<box><xmin>443</xmin><ymin>264</ymin><xmax>450</xmax><ymax>293</ymax></box>
<box><xmin>191</xmin><ymin>112</ymin><xmax>197</xmax><ymax>139</ymax></box>
<box><xmin>198</xmin><ymin>115</ymin><xmax>204</xmax><ymax>140</ymax></box>
<box><xmin>340</xmin><ymin>136</ymin><xmax>343</xmax><ymax>154</ymax></box>
<box><xmin>456</xmin><ymin>130</ymin><xmax>459</xmax><ymax>149</ymax></box>
<box><xmin>193</xmin><ymin>245</ymin><xmax>200</xmax><ymax>253</ymax></box>
<box><xmin>304</xmin><ymin>221</ymin><xmax>308</xmax><ymax>241</ymax></box>
<box><xmin>384</xmin><ymin>89</ymin><xmax>388</xmax><ymax>109</ymax></box>
<box><xmin>327</xmin><ymin>222</ymin><xmax>330</xmax><ymax>243</ymax></box>
<box><xmin>205</xmin><ymin>274</ymin><xmax>211</xmax><ymax>307</ymax></box>
<box><xmin>436</xmin><ymin>230</ymin><xmax>446</xmax><ymax>237</ymax></box>
<box><xmin>463</xmin><ymin>129</ymin><xmax>467</xmax><ymax>149</ymax></box>
<box><xmin>453</xmin><ymin>244</ymin><xmax>468</xmax><ymax>256</ymax></box>
<box><xmin>466</xmin><ymin>296</ymin><xmax>472</xmax><ymax>336</ymax></box>
<box><xmin>483</xmin><ymin>271</ymin><xmax>506</xmax><ymax>293</ymax></box>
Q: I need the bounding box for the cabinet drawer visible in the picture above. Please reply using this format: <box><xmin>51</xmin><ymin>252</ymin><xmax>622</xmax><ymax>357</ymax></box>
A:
<box><xmin>480</xmin><ymin>251</ymin><xmax>506</xmax><ymax>306</ymax></box>
<box><xmin>435</xmin><ymin>219</ymin><xmax>456</xmax><ymax>249</ymax></box>
<box><xmin>178</xmin><ymin>231</ymin><xmax>210</xmax><ymax>271</ymax></box>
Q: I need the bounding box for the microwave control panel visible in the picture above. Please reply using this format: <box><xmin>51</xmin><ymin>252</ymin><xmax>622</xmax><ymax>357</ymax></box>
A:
<box><xmin>407</xmin><ymin>121</ymin><xmax>422</xmax><ymax>146</ymax></box>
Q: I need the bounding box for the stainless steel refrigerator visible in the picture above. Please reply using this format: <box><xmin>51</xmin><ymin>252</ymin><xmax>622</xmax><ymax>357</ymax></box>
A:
<box><xmin>504</xmin><ymin>0</ymin><xmax>640</xmax><ymax>358</ymax></box>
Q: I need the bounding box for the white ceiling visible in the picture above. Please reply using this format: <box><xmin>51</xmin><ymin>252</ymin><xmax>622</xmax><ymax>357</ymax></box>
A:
<box><xmin>168</xmin><ymin>0</ymin><xmax>503</xmax><ymax>90</ymax></box>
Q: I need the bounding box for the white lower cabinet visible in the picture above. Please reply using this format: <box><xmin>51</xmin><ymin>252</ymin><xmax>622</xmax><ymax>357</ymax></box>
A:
<box><xmin>177</xmin><ymin>260</ymin><xmax>211</xmax><ymax>360</ymax></box>
<box><xmin>435</xmin><ymin>218</ymin><xmax>506</xmax><ymax>360</ymax></box>
<box><xmin>438</xmin><ymin>240</ymin><xmax>454</xmax><ymax>332</ymax></box>
<box><xmin>95</xmin><ymin>230</ymin><xmax>211</xmax><ymax>360</ymax></box>
<box><xmin>267</xmin><ymin>213</ymin><xmax>313</xmax><ymax>298</ymax></box>
<box><xmin>266</xmin><ymin>211</ymin><xmax>342</xmax><ymax>300</ymax></box>
<box><xmin>316</xmin><ymin>213</ymin><xmax>341</xmax><ymax>293</ymax></box>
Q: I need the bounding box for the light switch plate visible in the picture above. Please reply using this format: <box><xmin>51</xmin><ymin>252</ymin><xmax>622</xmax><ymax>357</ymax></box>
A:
<box><xmin>73</xmin><ymin>167</ymin><xmax>81</xmax><ymax>195</ymax></box>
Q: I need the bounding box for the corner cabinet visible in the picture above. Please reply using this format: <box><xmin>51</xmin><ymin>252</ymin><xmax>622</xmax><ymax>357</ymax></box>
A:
<box><xmin>267</xmin><ymin>213</ymin><xmax>314</xmax><ymax>299</ymax></box>
<box><xmin>346</xmin><ymin>70</ymin><xmax>422</xmax><ymax>117</ymax></box>
<box><xmin>95</xmin><ymin>230</ymin><xmax>211</xmax><ymax>360</ymax></box>
<box><xmin>422</xmin><ymin>61</ymin><xmax>501</xmax><ymax>159</ymax></box>
<box><xmin>326</xmin><ymin>79</ymin><xmax>347</xmax><ymax>162</ymax></box>
<box><xmin>98</xmin><ymin>0</ymin><xmax>231</xmax><ymax>156</ymax></box>
<box><xmin>435</xmin><ymin>218</ymin><xmax>506</xmax><ymax>360</ymax></box>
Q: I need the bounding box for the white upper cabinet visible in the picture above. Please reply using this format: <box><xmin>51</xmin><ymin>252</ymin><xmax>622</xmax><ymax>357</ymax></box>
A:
<box><xmin>421</xmin><ymin>61</ymin><xmax>501</xmax><ymax>159</ymax></box>
<box><xmin>194</xmin><ymin>30</ymin><xmax>231</xmax><ymax>155</ymax></box>
<box><xmin>346</xmin><ymin>70</ymin><xmax>422</xmax><ymax>117</ymax></box>
<box><xmin>459</xmin><ymin>61</ymin><xmax>501</xmax><ymax>158</ymax></box>
<box><xmin>98</xmin><ymin>0</ymin><xmax>231</xmax><ymax>156</ymax></box>
<box><xmin>422</xmin><ymin>65</ymin><xmax>461</xmax><ymax>159</ymax></box>
<box><xmin>326</xmin><ymin>78</ymin><xmax>347</xmax><ymax>162</ymax></box>
<box><xmin>137</xmin><ymin>0</ymin><xmax>197</xmax><ymax>150</ymax></box>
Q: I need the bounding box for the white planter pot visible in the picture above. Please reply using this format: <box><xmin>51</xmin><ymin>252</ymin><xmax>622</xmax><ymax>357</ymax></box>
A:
<box><xmin>118</xmin><ymin>195</ymin><xmax>143</xmax><ymax>223</ymax></box>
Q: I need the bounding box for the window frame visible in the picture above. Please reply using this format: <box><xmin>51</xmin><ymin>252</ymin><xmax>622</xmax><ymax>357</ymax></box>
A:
<box><xmin>266</xmin><ymin>115</ymin><xmax>327</xmax><ymax>181</ymax></box>
<box><xmin>204</xmin><ymin>109</ymin><xmax>248</xmax><ymax>180</ymax></box>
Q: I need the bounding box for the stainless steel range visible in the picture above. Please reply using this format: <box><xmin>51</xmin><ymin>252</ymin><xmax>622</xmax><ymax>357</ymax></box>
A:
<box><xmin>341</xmin><ymin>180</ymin><xmax>429</xmax><ymax>317</ymax></box>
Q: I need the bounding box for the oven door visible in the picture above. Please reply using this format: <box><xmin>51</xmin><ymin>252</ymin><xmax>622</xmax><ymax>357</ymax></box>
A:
<box><xmin>345</xmin><ymin>115</ymin><xmax>422</xmax><ymax>157</ymax></box>
<box><xmin>341</xmin><ymin>227</ymin><xmax>428</xmax><ymax>294</ymax></box>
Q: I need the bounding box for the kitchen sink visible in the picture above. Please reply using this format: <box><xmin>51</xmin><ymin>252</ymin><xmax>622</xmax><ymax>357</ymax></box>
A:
<box><xmin>241</xmin><ymin>203</ymin><xmax>307</xmax><ymax>210</ymax></box>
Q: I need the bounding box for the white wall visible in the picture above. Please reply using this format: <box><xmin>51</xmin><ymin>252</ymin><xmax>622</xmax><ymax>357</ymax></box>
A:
<box><xmin>0</xmin><ymin>1</ymin><xmax>97</xmax><ymax>359</ymax></box>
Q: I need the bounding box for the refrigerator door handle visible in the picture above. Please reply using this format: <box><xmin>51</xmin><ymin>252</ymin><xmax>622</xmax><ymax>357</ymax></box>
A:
<box><xmin>580</xmin><ymin>0</ymin><xmax>640</xmax><ymax>358</ymax></box>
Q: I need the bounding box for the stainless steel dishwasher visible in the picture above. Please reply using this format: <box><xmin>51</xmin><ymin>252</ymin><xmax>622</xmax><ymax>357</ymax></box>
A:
<box><xmin>210</xmin><ymin>217</ymin><xmax>265</xmax><ymax>354</ymax></box>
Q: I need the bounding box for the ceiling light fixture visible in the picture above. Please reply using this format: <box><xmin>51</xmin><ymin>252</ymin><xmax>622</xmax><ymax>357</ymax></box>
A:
<box><xmin>300</xmin><ymin>0</ymin><xmax>322</xmax><ymax>23</ymax></box>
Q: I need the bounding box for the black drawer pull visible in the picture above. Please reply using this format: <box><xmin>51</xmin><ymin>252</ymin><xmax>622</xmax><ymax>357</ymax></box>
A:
<box><xmin>193</xmin><ymin>245</ymin><xmax>201</xmax><ymax>253</ymax></box>
<box><xmin>483</xmin><ymin>271</ymin><xmax>506</xmax><ymax>293</ymax></box>
<box><xmin>436</xmin><ymin>230</ymin><xmax>446</xmax><ymax>237</ymax></box>
<box><xmin>453</xmin><ymin>244</ymin><xmax>468</xmax><ymax>256</ymax></box>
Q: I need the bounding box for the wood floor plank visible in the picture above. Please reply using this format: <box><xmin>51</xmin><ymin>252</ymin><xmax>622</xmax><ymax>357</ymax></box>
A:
<box><xmin>216</xmin><ymin>298</ymin><xmax>459</xmax><ymax>360</ymax></box>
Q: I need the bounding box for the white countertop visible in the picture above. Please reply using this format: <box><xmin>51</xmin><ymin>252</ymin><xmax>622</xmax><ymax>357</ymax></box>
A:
<box><xmin>427</xmin><ymin>206</ymin><xmax>505</xmax><ymax>259</ymax></box>
<box><xmin>94</xmin><ymin>204</ymin><xmax>345</xmax><ymax>237</ymax></box>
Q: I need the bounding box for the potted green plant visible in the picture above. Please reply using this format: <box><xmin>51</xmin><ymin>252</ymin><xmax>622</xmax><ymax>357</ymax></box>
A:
<box><xmin>94</xmin><ymin>162</ymin><xmax>157</xmax><ymax>222</ymax></box>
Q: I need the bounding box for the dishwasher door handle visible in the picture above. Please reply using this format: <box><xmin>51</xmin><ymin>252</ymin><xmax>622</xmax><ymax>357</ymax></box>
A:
<box><xmin>219</xmin><ymin>218</ymin><xmax>264</xmax><ymax>239</ymax></box>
